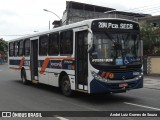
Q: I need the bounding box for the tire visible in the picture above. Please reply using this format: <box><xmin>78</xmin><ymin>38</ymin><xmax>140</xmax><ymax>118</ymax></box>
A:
<box><xmin>21</xmin><ymin>69</ymin><xmax>28</xmax><ymax>85</ymax></box>
<box><xmin>61</xmin><ymin>75</ymin><xmax>73</xmax><ymax>97</ymax></box>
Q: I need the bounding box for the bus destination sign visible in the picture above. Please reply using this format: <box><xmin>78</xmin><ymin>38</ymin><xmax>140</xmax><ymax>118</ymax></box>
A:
<box><xmin>92</xmin><ymin>20</ymin><xmax>139</xmax><ymax>30</ymax></box>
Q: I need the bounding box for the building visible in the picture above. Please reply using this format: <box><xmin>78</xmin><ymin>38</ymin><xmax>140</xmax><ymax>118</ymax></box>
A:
<box><xmin>138</xmin><ymin>15</ymin><xmax>160</xmax><ymax>75</ymax></box>
<box><xmin>61</xmin><ymin>1</ymin><xmax>150</xmax><ymax>25</ymax></box>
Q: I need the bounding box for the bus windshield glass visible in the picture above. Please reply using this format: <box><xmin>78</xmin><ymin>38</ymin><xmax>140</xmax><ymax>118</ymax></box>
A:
<box><xmin>90</xmin><ymin>31</ymin><xmax>141</xmax><ymax>66</ymax></box>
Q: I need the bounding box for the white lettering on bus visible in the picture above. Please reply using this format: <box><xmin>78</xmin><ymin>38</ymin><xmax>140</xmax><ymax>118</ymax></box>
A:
<box><xmin>98</xmin><ymin>22</ymin><xmax>108</xmax><ymax>28</ymax></box>
<box><xmin>98</xmin><ymin>22</ymin><xmax>134</xmax><ymax>29</ymax></box>
<box><xmin>24</xmin><ymin>61</ymin><xmax>30</xmax><ymax>66</ymax></box>
<box><xmin>51</xmin><ymin>62</ymin><xmax>62</xmax><ymax>67</ymax></box>
<box><xmin>92</xmin><ymin>59</ymin><xmax>113</xmax><ymax>62</ymax></box>
<box><xmin>108</xmin><ymin>23</ymin><xmax>119</xmax><ymax>29</ymax></box>
<box><xmin>120</xmin><ymin>23</ymin><xmax>133</xmax><ymax>29</ymax></box>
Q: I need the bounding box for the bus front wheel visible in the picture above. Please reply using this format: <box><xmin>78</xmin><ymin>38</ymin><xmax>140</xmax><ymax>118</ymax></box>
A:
<box><xmin>61</xmin><ymin>75</ymin><xmax>73</xmax><ymax>97</ymax></box>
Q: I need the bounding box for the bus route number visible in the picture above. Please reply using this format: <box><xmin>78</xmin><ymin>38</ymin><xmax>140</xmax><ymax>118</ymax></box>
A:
<box><xmin>98</xmin><ymin>22</ymin><xmax>134</xmax><ymax>29</ymax></box>
<box><xmin>98</xmin><ymin>22</ymin><xmax>108</xmax><ymax>28</ymax></box>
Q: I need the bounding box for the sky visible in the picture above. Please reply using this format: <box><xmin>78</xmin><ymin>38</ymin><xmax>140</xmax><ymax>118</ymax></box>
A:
<box><xmin>0</xmin><ymin>0</ymin><xmax>160</xmax><ymax>41</ymax></box>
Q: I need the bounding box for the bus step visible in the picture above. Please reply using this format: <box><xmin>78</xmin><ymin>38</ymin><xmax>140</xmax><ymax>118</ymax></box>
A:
<box><xmin>32</xmin><ymin>80</ymin><xmax>39</xmax><ymax>84</ymax></box>
<box><xmin>76</xmin><ymin>89</ymin><xmax>88</xmax><ymax>93</ymax></box>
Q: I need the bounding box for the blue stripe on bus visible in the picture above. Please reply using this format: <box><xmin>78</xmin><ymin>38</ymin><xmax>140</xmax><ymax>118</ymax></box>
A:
<box><xmin>9</xmin><ymin>59</ymin><xmax>75</xmax><ymax>70</ymax></box>
<box><xmin>9</xmin><ymin>60</ymin><xmax>21</xmax><ymax>66</ymax></box>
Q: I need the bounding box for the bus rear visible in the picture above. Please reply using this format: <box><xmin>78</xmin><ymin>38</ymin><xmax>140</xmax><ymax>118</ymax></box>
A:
<box><xmin>88</xmin><ymin>19</ymin><xmax>143</xmax><ymax>93</ymax></box>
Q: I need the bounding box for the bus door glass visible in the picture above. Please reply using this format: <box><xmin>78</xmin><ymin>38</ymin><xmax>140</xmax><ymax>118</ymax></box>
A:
<box><xmin>30</xmin><ymin>39</ymin><xmax>38</xmax><ymax>81</ymax></box>
<box><xmin>75</xmin><ymin>30</ymin><xmax>88</xmax><ymax>90</ymax></box>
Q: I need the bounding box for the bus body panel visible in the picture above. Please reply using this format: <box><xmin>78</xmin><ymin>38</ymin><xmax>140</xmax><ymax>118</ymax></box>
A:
<box><xmin>8</xmin><ymin>18</ymin><xmax>143</xmax><ymax>95</ymax></box>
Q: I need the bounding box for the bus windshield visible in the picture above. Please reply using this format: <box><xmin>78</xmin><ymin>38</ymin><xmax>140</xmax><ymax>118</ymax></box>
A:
<box><xmin>90</xmin><ymin>31</ymin><xmax>141</xmax><ymax>66</ymax></box>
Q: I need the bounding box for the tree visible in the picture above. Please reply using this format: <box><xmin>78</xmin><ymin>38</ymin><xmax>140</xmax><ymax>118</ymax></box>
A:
<box><xmin>140</xmin><ymin>22</ymin><xmax>160</xmax><ymax>55</ymax></box>
<box><xmin>0</xmin><ymin>38</ymin><xmax>8</xmax><ymax>55</ymax></box>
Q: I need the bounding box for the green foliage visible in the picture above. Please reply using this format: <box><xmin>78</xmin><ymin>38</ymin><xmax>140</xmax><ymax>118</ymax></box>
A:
<box><xmin>0</xmin><ymin>38</ymin><xmax>8</xmax><ymax>55</ymax></box>
<box><xmin>140</xmin><ymin>22</ymin><xmax>160</xmax><ymax>55</ymax></box>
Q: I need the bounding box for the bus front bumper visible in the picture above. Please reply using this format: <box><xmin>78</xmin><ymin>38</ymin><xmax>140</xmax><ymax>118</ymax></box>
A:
<box><xmin>90</xmin><ymin>75</ymin><xmax>143</xmax><ymax>94</ymax></box>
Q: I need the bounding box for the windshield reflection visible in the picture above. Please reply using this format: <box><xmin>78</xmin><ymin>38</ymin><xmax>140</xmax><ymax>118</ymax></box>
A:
<box><xmin>90</xmin><ymin>32</ymin><xmax>141</xmax><ymax>66</ymax></box>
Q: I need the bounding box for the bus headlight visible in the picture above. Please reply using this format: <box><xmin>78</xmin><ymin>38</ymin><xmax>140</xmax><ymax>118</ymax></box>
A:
<box><xmin>91</xmin><ymin>71</ymin><xmax>107</xmax><ymax>82</ymax></box>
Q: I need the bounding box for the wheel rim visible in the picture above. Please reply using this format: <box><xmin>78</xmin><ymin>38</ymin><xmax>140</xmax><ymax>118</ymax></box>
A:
<box><xmin>62</xmin><ymin>80</ymin><xmax>70</xmax><ymax>93</ymax></box>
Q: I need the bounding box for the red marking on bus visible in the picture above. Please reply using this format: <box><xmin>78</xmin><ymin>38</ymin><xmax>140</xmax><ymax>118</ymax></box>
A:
<box><xmin>101</xmin><ymin>72</ymin><xmax>106</xmax><ymax>77</ymax></box>
<box><xmin>105</xmin><ymin>72</ymin><xmax>110</xmax><ymax>79</ymax></box>
<box><xmin>40</xmin><ymin>57</ymin><xmax>75</xmax><ymax>74</ymax></box>
<box><xmin>40</xmin><ymin>58</ymin><xmax>50</xmax><ymax>74</ymax></box>
<box><xmin>19</xmin><ymin>57</ymin><xmax>25</xmax><ymax>69</ymax></box>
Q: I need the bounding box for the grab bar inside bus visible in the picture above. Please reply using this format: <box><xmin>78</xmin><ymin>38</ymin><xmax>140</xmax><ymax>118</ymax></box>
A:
<box><xmin>87</xmin><ymin>28</ymin><xmax>93</xmax><ymax>52</ymax></box>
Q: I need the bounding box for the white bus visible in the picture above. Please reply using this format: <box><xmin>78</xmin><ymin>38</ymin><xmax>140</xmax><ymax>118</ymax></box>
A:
<box><xmin>8</xmin><ymin>18</ymin><xmax>143</xmax><ymax>96</ymax></box>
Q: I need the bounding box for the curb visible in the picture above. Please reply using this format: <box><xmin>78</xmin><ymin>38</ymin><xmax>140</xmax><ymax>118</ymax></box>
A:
<box><xmin>144</xmin><ymin>87</ymin><xmax>160</xmax><ymax>90</ymax></box>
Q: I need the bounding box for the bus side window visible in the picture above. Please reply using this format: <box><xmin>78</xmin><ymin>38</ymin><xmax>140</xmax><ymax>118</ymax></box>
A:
<box><xmin>48</xmin><ymin>33</ymin><xmax>59</xmax><ymax>55</ymax></box>
<box><xmin>39</xmin><ymin>35</ymin><xmax>48</xmax><ymax>56</ymax></box>
<box><xmin>19</xmin><ymin>40</ymin><xmax>24</xmax><ymax>56</ymax></box>
<box><xmin>60</xmin><ymin>30</ymin><xmax>73</xmax><ymax>55</ymax></box>
<box><xmin>14</xmin><ymin>41</ymin><xmax>19</xmax><ymax>57</ymax></box>
<box><xmin>24</xmin><ymin>39</ymin><xmax>30</xmax><ymax>56</ymax></box>
<box><xmin>9</xmin><ymin>42</ymin><xmax>14</xmax><ymax>56</ymax></box>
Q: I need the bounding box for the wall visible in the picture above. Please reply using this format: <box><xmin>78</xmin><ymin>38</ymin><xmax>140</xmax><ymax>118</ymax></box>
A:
<box><xmin>145</xmin><ymin>56</ymin><xmax>160</xmax><ymax>75</ymax></box>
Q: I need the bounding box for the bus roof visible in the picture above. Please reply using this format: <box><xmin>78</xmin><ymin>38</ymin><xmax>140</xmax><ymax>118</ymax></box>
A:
<box><xmin>9</xmin><ymin>18</ymin><xmax>138</xmax><ymax>42</ymax></box>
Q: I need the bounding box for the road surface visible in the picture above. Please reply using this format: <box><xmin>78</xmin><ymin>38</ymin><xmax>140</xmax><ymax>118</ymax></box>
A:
<box><xmin>0</xmin><ymin>64</ymin><xmax>160</xmax><ymax>120</ymax></box>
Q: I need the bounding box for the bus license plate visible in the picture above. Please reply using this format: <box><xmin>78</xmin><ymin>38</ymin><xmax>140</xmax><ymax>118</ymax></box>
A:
<box><xmin>119</xmin><ymin>83</ymin><xmax>128</xmax><ymax>87</ymax></box>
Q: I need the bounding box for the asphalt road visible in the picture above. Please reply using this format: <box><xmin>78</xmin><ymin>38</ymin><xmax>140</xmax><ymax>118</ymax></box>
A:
<box><xmin>0</xmin><ymin>64</ymin><xmax>160</xmax><ymax>120</ymax></box>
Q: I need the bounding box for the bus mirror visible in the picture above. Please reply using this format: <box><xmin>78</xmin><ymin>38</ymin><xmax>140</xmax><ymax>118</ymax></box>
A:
<box><xmin>88</xmin><ymin>28</ymin><xmax>93</xmax><ymax>52</ymax></box>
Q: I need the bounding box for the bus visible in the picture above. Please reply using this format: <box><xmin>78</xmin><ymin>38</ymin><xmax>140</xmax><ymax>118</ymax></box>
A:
<box><xmin>8</xmin><ymin>18</ymin><xmax>143</xmax><ymax>96</ymax></box>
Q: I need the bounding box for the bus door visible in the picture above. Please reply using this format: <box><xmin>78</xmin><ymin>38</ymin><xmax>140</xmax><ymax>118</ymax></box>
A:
<box><xmin>75</xmin><ymin>30</ymin><xmax>88</xmax><ymax>91</ymax></box>
<box><xmin>30</xmin><ymin>39</ymin><xmax>38</xmax><ymax>82</ymax></box>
